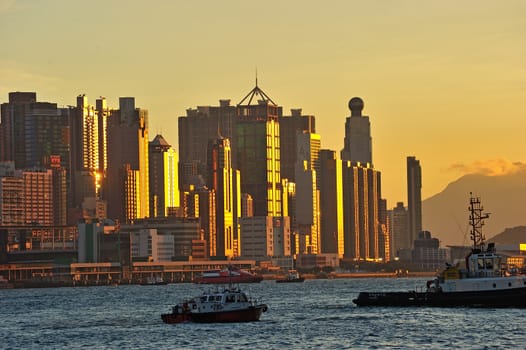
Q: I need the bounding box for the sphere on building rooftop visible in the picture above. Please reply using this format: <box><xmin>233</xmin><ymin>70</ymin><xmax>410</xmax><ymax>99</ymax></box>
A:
<box><xmin>348</xmin><ymin>97</ymin><xmax>364</xmax><ymax>116</ymax></box>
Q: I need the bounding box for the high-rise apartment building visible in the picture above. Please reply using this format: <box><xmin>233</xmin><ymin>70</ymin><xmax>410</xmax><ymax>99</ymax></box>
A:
<box><xmin>148</xmin><ymin>134</ymin><xmax>179</xmax><ymax>218</ymax></box>
<box><xmin>407</xmin><ymin>156</ymin><xmax>422</xmax><ymax>248</ymax></box>
<box><xmin>0</xmin><ymin>162</ymin><xmax>23</xmax><ymax>226</ymax></box>
<box><xmin>106</xmin><ymin>97</ymin><xmax>149</xmax><ymax>222</ymax></box>
<box><xmin>319</xmin><ymin>150</ymin><xmax>343</xmax><ymax>257</ymax></box>
<box><xmin>0</xmin><ymin>92</ymin><xmax>72</xmax><ymax>223</ymax></box>
<box><xmin>342</xmin><ymin>162</ymin><xmax>382</xmax><ymax>260</ymax></box>
<box><xmin>96</xmin><ymin>97</ymin><xmax>110</xmax><ymax>176</ymax></box>
<box><xmin>23</xmin><ymin>169</ymin><xmax>55</xmax><ymax>226</ymax></box>
<box><xmin>295</xmin><ymin>131</ymin><xmax>321</xmax><ymax>254</ymax></box>
<box><xmin>207</xmin><ymin>137</ymin><xmax>240</xmax><ymax>258</ymax></box>
<box><xmin>280</xmin><ymin>108</ymin><xmax>316</xmax><ymax>182</ymax></box>
<box><xmin>0</xmin><ymin>92</ymin><xmax>71</xmax><ymax>171</ymax></box>
<box><xmin>70</xmin><ymin>95</ymin><xmax>101</xmax><ymax>209</ymax></box>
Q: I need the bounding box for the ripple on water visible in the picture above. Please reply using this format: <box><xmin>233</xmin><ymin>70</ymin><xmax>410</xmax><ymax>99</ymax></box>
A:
<box><xmin>2</xmin><ymin>279</ymin><xmax>526</xmax><ymax>349</ymax></box>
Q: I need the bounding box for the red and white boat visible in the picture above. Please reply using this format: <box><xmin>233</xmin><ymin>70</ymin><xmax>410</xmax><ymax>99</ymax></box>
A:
<box><xmin>194</xmin><ymin>267</ymin><xmax>263</xmax><ymax>284</ymax></box>
<box><xmin>161</xmin><ymin>285</ymin><xmax>268</xmax><ymax>324</ymax></box>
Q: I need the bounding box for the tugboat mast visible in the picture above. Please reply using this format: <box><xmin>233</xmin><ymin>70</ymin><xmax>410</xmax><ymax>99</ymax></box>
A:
<box><xmin>468</xmin><ymin>192</ymin><xmax>490</xmax><ymax>252</ymax></box>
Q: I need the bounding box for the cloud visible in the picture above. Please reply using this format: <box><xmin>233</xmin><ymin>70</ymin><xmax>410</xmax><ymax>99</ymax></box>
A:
<box><xmin>448</xmin><ymin>159</ymin><xmax>526</xmax><ymax>176</ymax></box>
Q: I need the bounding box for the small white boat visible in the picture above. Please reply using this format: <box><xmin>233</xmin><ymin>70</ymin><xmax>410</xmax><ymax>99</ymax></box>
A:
<box><xmin>161</xmin><ymin>284</ymin><xmax>268</xmax><ymax>324</ymax></box>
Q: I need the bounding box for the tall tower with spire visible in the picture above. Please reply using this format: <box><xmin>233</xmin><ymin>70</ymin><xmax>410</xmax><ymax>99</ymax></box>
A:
<box><xmin>236</xmin><ymin>80</ymin><xmax>283</xmax><ymax>217</ymax></box>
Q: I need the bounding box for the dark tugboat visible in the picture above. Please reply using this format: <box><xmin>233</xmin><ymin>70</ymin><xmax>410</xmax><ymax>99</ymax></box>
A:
<box><xmin>161</xmin><ymin>284</ymin><xmax>268</xmax><ymax>324</ymax></box>
<box><xmin>353</xmin><ymin>193</ymin><xmax>526</xmax><ymax>308</ymax></box>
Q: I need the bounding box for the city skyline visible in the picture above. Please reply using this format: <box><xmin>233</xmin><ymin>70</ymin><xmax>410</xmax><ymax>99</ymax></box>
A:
<box><xmin>1</xmin><ymin>0</ymin><xmax>525</xmax><ymax>207</ymax></box>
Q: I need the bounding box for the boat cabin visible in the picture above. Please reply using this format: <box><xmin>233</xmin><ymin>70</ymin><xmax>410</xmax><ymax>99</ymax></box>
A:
<box><xmin>466</xmin><ymin>243</ymin><xmax>502</xmax><ymax>278</ymax></box>
<box><xmin>198</xmin><ymin>290</ymin><xmax>249</xmax><ymax>304</ymax></box>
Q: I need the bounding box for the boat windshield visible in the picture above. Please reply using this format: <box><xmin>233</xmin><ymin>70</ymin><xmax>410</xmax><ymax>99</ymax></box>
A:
<box><xmin>469</xmin><ymin>254</ymin><xmax>501</xmax><ymax>277</ymax></box>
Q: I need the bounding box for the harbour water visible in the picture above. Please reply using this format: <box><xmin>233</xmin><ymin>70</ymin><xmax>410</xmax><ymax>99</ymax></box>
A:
<box><xmin>1</xmin><ymin>278</ymin><xmax>525</xmax><ymax>349</ymax></box>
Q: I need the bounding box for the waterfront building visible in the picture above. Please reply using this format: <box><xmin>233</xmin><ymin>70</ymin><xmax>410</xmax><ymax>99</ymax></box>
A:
<box><xmin>149</xmin><ymin>134</ymin><xmax>180</xmax><ymax>218</ymax></box>
<box><xmin>124</xmin><ymin>218</ymin><xmax>201</xmax><ymax>261</ymax></box>
<box><xmin>78</xmin><ymin>220</ymin><xmax>130</xmax><ymax>267</ymax></box>
<box><xmin>280</xmin><ymin>108</ymin><xmax>316</xmax><ymax>182</ymax></box>
<box><xmin>319</xmin><ymin>150</ymin><xmax>344</xmax><ymax>257</ymax></box>
<box><xmin>106</xmin><ymin>97</ymin><xmax>149</xmax><ymax>222</ymax></box>
<box><xmin>407</xmin><ymin>156</ymin><xmax>422</xmax><ymax>248</ymax></box>
<box><xmin>411</xmin><ymin>230</ymin><xmax>449</xmax><ymax>270</ymax></box>
<box><xmin>239</xmin><ymin>216</ymin><xmax>291</xmax><ymax>262</ymax></box>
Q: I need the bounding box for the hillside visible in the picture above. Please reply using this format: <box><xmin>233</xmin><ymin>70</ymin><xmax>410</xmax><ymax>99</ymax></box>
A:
<box><xmin>488</xmin><ymin>226</ymin><xmax>526</xmax><ymax>245</ymax></box>
<box><xmin>422</xmin><ymin>168</ymin><xmax>526</xmax><ymax>246</ymax></box>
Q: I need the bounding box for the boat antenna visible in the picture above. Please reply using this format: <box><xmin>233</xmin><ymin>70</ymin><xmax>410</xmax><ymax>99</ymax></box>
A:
<box><xmin>468</xmin><ymin>192</ymin><xmax>490</xmax><ymax>252</ymax></box>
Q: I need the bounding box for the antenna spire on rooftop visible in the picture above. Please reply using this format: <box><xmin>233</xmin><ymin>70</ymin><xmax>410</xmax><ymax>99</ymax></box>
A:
<box><xmin>237</xmin><ymin>72</ymin><xmax>277</xmax><ymax>106</ymax></box>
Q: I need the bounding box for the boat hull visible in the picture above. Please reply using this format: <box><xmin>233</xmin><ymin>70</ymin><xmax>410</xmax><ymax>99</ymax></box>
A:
<box><xmin>353</xmin><ymin>286</ymin><xmax>526</xmax><ymax>308</ymax></box>
<box><xmin>161</xmin><ymin>305</ymin><xmax>267</xmax><ymax>324</ymax></box>
<box><xmin>161</xmin><ymin>313</ymin><xmax>192</xmax><ymax>324</ymax></box>
<box><xmin>190</xmin><ymin>305</ymin><xmax>267</xmax><ymax>323</ymax></box>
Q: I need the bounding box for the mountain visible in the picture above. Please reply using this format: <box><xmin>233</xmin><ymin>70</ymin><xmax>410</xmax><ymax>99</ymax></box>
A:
<box><xmin>488</xmin><ymin>226</ymin><xmax>526</xmax><ymax>245</ymax></box>
<box><xmin>422</xmin><ymin>168</ymin><xmax>526</xmax><ymax>246</ymax></box>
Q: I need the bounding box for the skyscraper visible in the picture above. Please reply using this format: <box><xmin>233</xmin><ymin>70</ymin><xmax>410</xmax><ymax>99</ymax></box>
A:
<box><xmin>70</xmin><ymin>95</ymin><xmax>101</xmax><ymax>209</ymax></box>
<box><xmin>319</xmin><ymin>150</ymin><xmax>343</xmax><ymax>257</ymax></box>
<box><xmin>207</xmin><ymin>137</ymin><xmax>239</xmax><ymax>258</ymax></box>
<box><xmin>295</xmin><ymin>131</ymin><xmax>321</xmax><ymax>254</ymax></box>
<box><xmin>340</xmin><ymin>97</ymin><xmax>385</xmax><ymax>261</ymax></box>
<box><xmin>236</xmin><ymin>83</ymin><xmax>283</xmax><ymax>217</ymax></box>
<box><xmin>149</xmin><ymin>134</ymin><xmax>179</xmax><ymax>218</ymax></box>
<box><xmin>106</xmin><ymin>97</ymin><xmax>149</xmax><ymax>222</ymax></box>
<box><xmin>407</xmin><ymin>156</ymin><xmax>422</xmax><ymax>247</ymax></box>
<box><xmin>0</xmin><ymin>92</ymin><xmax>71</xmax><ymax>223</ymax></box>
<box><xmin>178</xmin><ymin>100</ymin><xmax>237</xmax><ymax>188</ymax></box>
<box><xmin>342</xmin><ymin>162</ymin><xmax>382</xmax><ymax>260</ymax></box>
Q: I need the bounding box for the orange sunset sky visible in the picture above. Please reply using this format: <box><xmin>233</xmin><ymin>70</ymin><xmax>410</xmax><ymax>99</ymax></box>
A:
<box><xmin>1</xmin><ymin>0</ymin><xmax>524</xmax><ymax>207</ymax></box>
